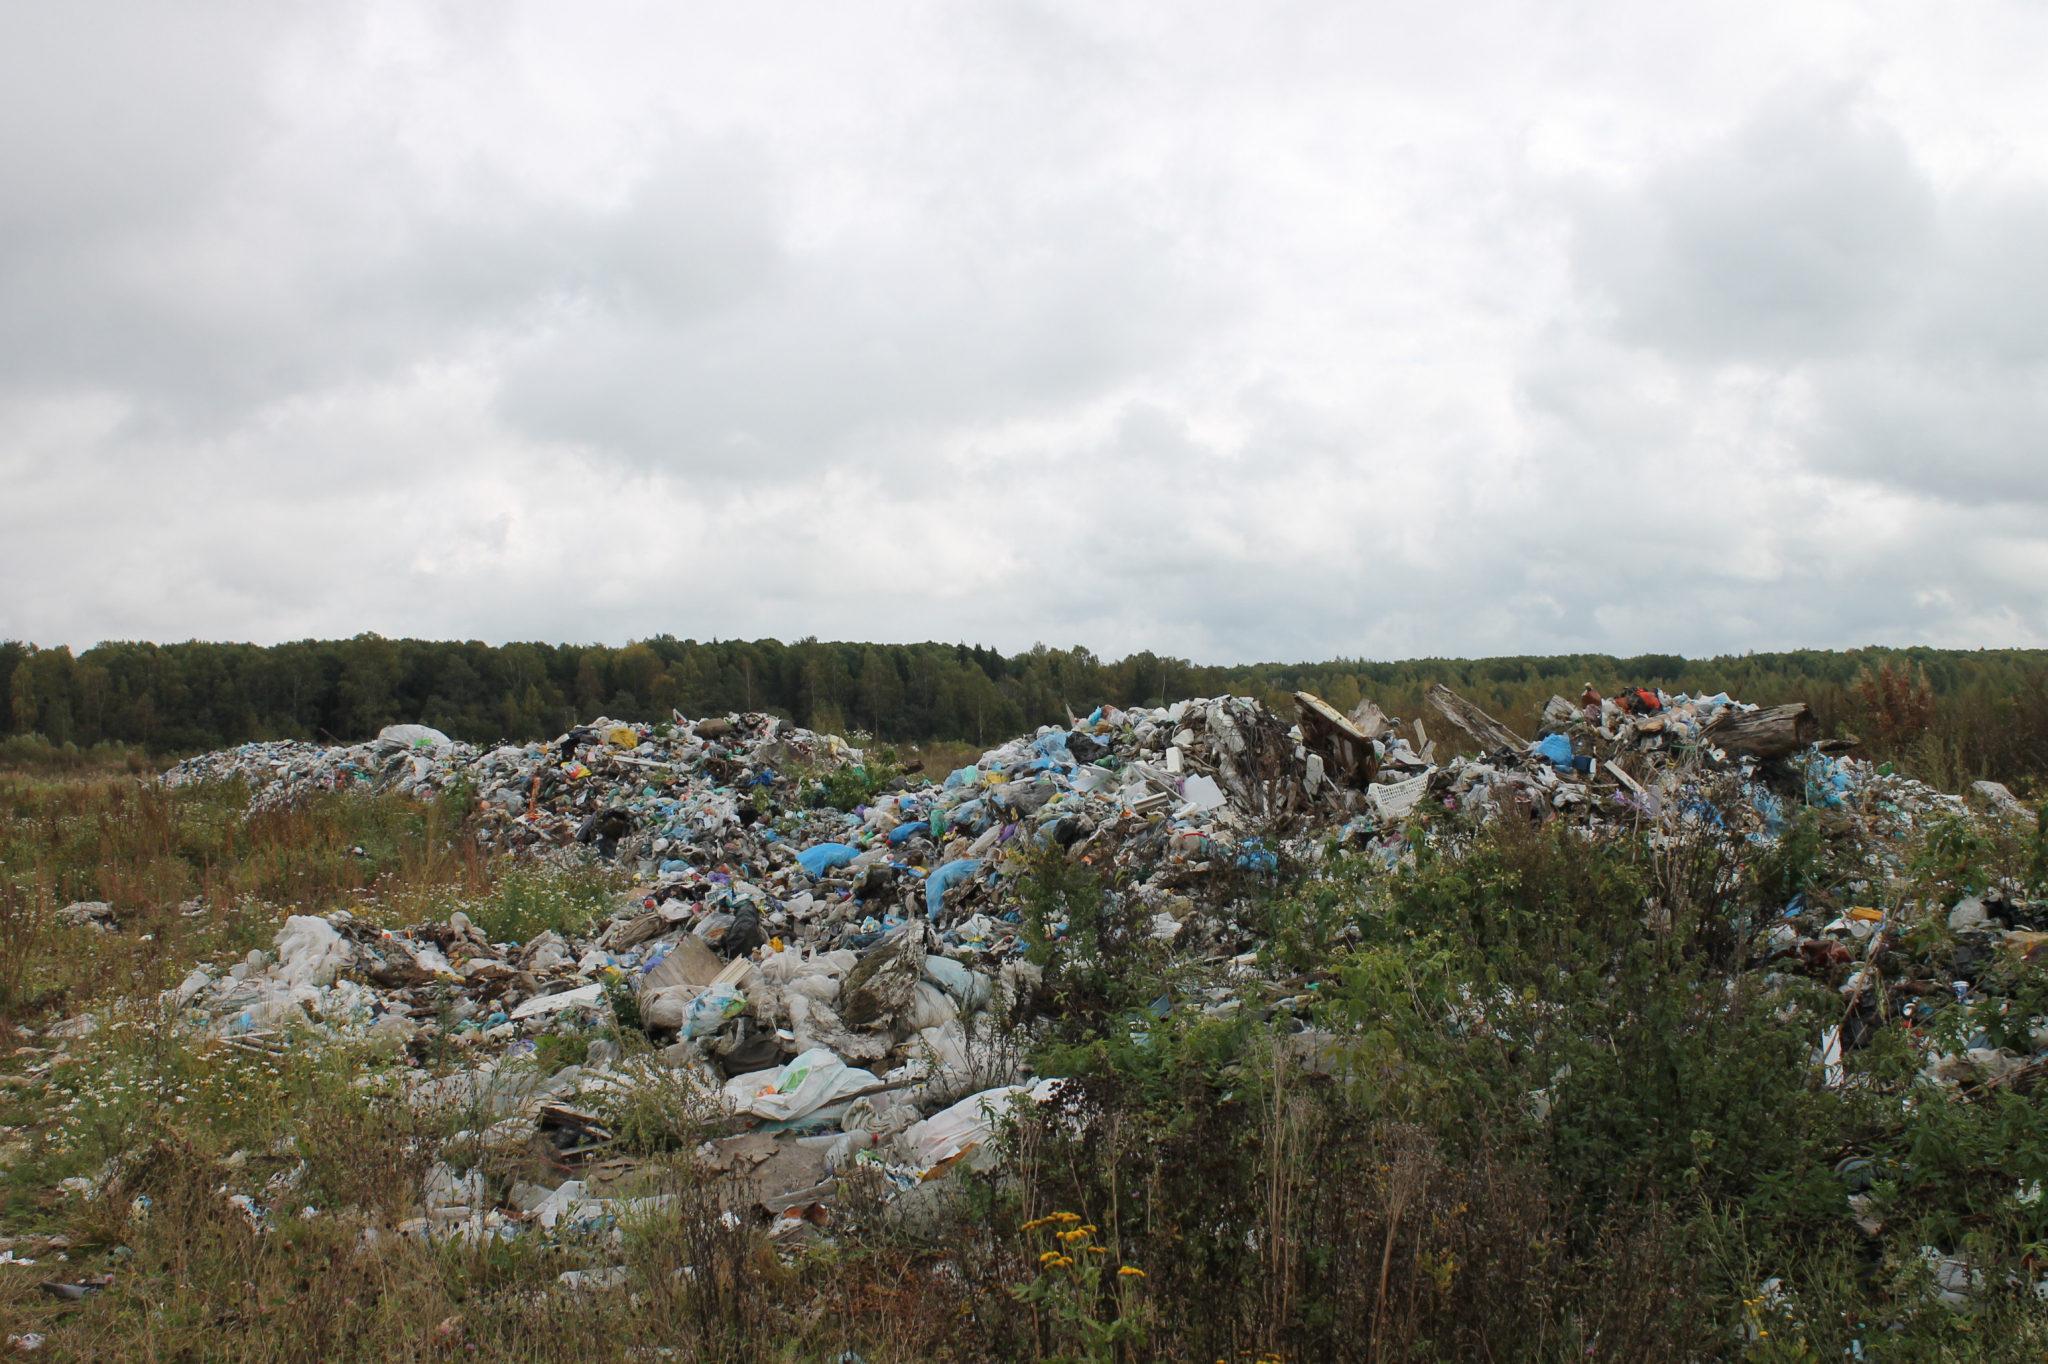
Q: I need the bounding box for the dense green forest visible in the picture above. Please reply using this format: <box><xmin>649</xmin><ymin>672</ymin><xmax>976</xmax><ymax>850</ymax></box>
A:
<box><xmin>6</xmin><ymin>635</ymin><xmax>2048</xmax><ymax>788</ymax></box>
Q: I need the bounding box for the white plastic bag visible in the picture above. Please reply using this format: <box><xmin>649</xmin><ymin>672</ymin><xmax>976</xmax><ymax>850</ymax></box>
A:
<box><xmin>904</xmin><ymin>982</ymin><xmax>959</xmax><ymax>1031</ymax></box>
<box><xmin>274</xmin><ymin>916</ymin><xmax>349</xmax><ymax>988</ymax></box>
<box><xmin>921</xmin><ymin>954</ymin><xmax>993</xmax><ymax>1010</ymax></box>
<box><xmin>509</xmin><ymin>983</ymin><xmax>605</xmax><ymax>1021</ymax></box>
<box><xmin>786</xmin><ymin>974</ymin><xmax>839</xmax><ymax>1003</ymax></box>
<box><xmin>723</xmin><ymin>1047</ymin><xmax>879</xmax><ymax>1122</ymax></box>
<box><xmin>903</xmin><ymin>1078</ymin><xmax>1061</xmax><ymax>1168</ymax></box>
<box><xmin>640</xmin><ymin>984</ymin><xmax>702</xmax><ymax>1032</ymax></box>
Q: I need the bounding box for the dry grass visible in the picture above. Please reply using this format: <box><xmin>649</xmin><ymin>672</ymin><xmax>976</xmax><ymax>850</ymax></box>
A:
<box><xmin>899</xmin><ymin>739</ymin><xmax>985</xmax><ymax>781</ymax></box>
<box><xmin>0</xmin><ymin>774</ymin><xmax>489</xmax><ymax>1026</ymax></box>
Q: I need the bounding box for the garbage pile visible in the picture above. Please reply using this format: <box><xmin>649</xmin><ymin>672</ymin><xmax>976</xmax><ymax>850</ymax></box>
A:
<box><xmin>113</xmin><ymin>684</ymin><xmax>2046</xmax><ymax>1269</ymax></box>
<box><xmin>1397</xmin><ymin>680</ymin><xmax>2001</xmax><ymax>875</ymax></box>
<box><xmin>164</xmin><ymin>724</ymin><xmax>482</xmax><ymax>812</ymax></box>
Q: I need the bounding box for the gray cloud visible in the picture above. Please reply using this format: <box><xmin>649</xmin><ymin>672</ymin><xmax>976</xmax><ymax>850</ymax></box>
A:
<box><xmin>498</xmin><ymin>187</ymin><xmax>1223</xmax><ymax>479</ymax></box>
<box><xmin>1569</xmin><ymin>88</ymin><xmax>1937</xmax><ymax>364</ymax></box>
<box><xmin>1562</xmin><ymin>87</ymin><xmax>2048</xmax><ymax>513</ymax></box>
<box><xmin>5</xmin><ymin>1</ymin><xmax>2048</xmax><ymax>660</ymax></box>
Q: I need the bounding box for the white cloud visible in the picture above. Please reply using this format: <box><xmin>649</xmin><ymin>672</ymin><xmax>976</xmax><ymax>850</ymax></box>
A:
<box><xmin>5</xmin><ymin>0</ymin><xmax>2048</xmax><ymax>660</ymax></box>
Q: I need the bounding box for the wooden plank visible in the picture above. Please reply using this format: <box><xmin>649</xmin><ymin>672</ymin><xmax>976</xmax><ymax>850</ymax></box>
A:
<box><xmin>1426</xmin><ymin>684</ymin><xmax>1527</xmax><ymax>755</ymax></box>
<box><xmin>1347</xmin><ymin>698</ymin><xmax>1398</xmax><ymax>741</ymax></box>
<box><xmin>1292</xmin><ymin>691</ymin><xmax>1379</xmax><ymax>789</ymax></box>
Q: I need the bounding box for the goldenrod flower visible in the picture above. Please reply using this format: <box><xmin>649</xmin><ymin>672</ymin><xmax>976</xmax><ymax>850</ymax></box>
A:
<box><xmin>1119</xmin><ymin>1266</ymin><xmax>1145</xmax><ymax>1278</ymax></box>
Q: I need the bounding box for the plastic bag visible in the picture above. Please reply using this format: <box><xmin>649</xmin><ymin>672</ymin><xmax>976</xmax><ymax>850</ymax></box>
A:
<box><xmin>796</xmin><ymin>842</ymin><xmax>860</xmax><ymax>877</ymax></box>
<box><xmin>904</xmin><ymin>1078</ymin><xmax>1060</xmax><ymax>1168</ymax></box>
<box><xmin>924</xmin><ymin>859</ymin><xmax>983</xmax><ymax>919</ymax></box>
<box><xmin>787</xmin><ymin>974</ymin><xmax>840</xmax><ymax>1003</ymax></box>
<box><xmin>682</xmin><ymin>983</ymin><xmax>747</xmax><ymax>1039</ymax></box>
<box><xmin>510</xmin><ymin>982</ymin><xmax>605</xmax><ymax>1021</ymax></box>
<box><xmin>378</xmin><ymin>724</ymin><xmax>451</xmax><ymax>750</ymax></box>
<box><xmin>724</xmin><ymin>1047</ymin><xmax>880</xmax><ymax>1122</ymax></box>
<box><xmin>904</xmin><ymin>981</ymin><xmax>958</xmax><ymax>1030</ymax></box>
<box><xmin>922</xmin><ymin>954</ymin><xmax>993</xmax><ymax>1010</ymax></box>
<box><xmin>274</xmin><ymin>916</ymin><xmax>350</xmax><ymax>988</ymax></box>
<box><xmin>640</xmin><ymin>985</ymin><xmax>699</xmax><ymax>1032</ymax></box>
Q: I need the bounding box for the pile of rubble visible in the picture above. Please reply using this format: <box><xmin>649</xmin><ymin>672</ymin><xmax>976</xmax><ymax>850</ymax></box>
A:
<box><xmin>103</xmin><ymin>683</ymin><xmax>2044</xmax><ymax>1261</ymax></box>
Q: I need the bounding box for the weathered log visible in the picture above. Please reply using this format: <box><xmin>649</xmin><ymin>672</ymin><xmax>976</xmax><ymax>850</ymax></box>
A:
<box><xmin>1293</xmin><ymin>692</ymin><xmax>1380</xmax><ymax>789</ymax></box>
<box><xmin>1426</xmin><ymin>683</ymin><xmax>1527</xmax><ymax>755</ymax></box>
<box><xmin>1699</xmin><ymin>703</ymin><xmax>1819</xmax><ymax>760</ymax></box>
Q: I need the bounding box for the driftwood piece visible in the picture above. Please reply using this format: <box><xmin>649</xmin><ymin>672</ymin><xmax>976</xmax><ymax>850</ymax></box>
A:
<box><xmin>1293</xmin><ymin>692</ymin><xmax>1380</xmax><ymax>790</ymax></box>
<box><xmin>1426</xmin><ymin>684</ymin><xmax>1527</xmax><ymax>755</ymax></box>
<box><xmin>1699</xmin><ymin>703</ymin><xmax>1819</xmax><ymax>760</ymax></box>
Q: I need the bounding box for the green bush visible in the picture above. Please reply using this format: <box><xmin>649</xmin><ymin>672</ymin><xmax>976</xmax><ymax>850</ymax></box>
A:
<box><xmin>799</xmin><ymin>748</ymin><xmax>905</xmax><ymax>812</ymax></box>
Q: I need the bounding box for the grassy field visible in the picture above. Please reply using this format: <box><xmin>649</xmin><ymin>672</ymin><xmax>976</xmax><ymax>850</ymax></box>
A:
<box><xmin>2</xmin><ymin>758</ymin><xmax>2048</xmax><ymax>1360</ymax></box>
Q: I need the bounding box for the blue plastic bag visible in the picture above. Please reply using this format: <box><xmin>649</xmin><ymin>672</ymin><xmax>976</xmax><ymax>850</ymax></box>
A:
<box><xmin>925</xmin><ymin>858</ymin><xmax>984</xmax><ymax>919</ymax></box>
<box><xmin>796</xmin><ymin>842</ymin><xmax>860</xmax><ymax>877</ymax></box>
<box><xmin>1235</xmin><ymin>838</ymin><xmax>1279</xmax><ymax>874</ymax></box>
<box><xmin>1032</xmin><ymin>732</ymin><xmax>1076</xmax><ymax>766</ymax></box>
<box><xmin>1532</xmin><ymin>733</ymin><xmax>1574</xmax><ymax>769</ymax></box>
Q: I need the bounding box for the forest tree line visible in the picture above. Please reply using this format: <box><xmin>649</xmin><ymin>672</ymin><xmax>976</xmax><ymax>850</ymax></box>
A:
<box><xmin>6</xmin><ymin>635</ymin><xmax>2048</xmax><ymax>789</ymax></box>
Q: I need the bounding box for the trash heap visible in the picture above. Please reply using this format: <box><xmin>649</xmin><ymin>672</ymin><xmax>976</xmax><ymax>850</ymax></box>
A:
<box><xmin>117</xmin><ymin>683</ymin><xmax>2044</xmax><ymax>1266</ymax></box>
<box><xmin>164</xmin><ymin>724</ymin><xmax>481</xmax><ymax>813</ymax></box>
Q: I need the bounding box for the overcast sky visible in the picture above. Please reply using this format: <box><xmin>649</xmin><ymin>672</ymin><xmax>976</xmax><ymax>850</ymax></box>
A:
<box><xmin>5</xmin><ymin>1</ymin><xmax>2048</xmax><ymax>663</ymax></box>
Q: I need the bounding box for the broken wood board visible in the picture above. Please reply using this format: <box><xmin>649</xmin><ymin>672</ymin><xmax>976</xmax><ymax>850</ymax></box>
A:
<box><xmin>1426</xmin><ymin>684</ymin><xmax>1528</xmax><ymax>755</ymax></box>
<box><xmin>638</xmin><ymin>932</ymin><xmax>724</xmax><ymax>994</ymax></box>
<box><xmin>1292</xmin><ymin>691</ymin><xmax>1380</xmax><ymax>789</ymax></box>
